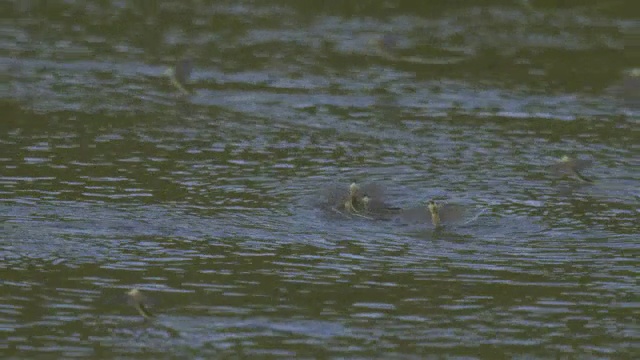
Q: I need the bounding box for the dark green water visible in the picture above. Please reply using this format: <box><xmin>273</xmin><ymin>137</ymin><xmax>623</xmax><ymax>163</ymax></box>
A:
<box><xmin>2</xmin><ymin>1</ymin><xmax>638</xmax><ymax>358</ymax></box>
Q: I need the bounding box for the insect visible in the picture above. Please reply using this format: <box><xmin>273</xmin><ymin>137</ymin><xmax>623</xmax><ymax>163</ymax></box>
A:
<box><xmin>550</xmin><ymin>155</ymin><xmax>594</xmax><ymax>183</ymax></box>
<box><xmin>126</xmin><ymin>289</ymin><xmax>154</xmax><ymax>320</ymax></box>
<box><xmin>164</xmin><ymin>57</ymin><xmax>193</xmax><ymax>95</ymax></box>
<box><xmin>427</xmin><ymin>200</ymin><xmax>441</xmax><ymax>227</ymax></box>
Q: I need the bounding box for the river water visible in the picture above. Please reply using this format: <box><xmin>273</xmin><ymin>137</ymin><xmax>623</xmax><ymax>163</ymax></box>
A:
<box><xmin>1</xmin><ymin>1</ymin><xmax>638</xmax><ymax>358</ymax></box>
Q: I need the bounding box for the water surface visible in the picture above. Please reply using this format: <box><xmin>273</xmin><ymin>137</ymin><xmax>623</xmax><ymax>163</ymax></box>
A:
<box><xmin>2</xmin><ymin>1</ymin><xmax>639</xmax><ymax>358</ymax></box>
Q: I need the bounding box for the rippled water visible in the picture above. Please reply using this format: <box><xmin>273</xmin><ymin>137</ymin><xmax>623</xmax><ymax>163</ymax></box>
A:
<box><xmin>2</xmin><ymin>1</ymin><xmax>639</xmax><ymax>358</ymax></box>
